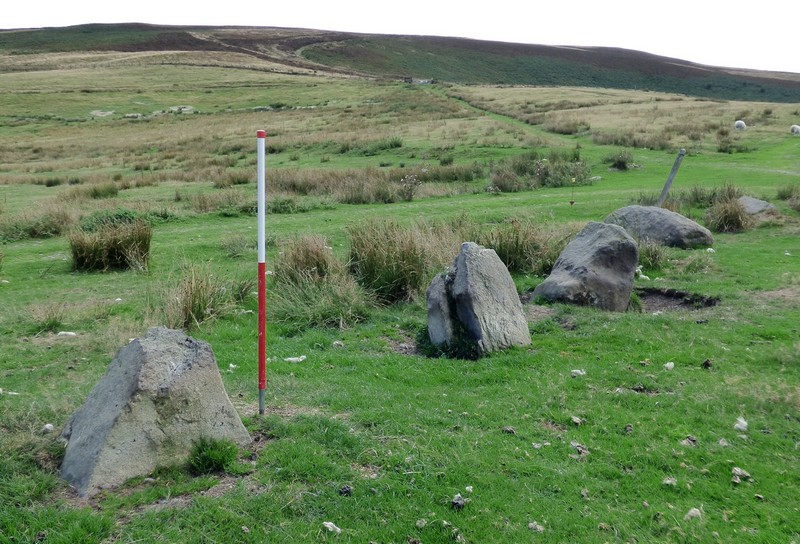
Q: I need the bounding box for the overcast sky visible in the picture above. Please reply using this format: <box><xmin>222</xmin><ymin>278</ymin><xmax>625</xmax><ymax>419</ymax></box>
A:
<box><xmin>3</xmin><ymin>0</ymin><xmax>798</xmax><ymax>74</ymax></box>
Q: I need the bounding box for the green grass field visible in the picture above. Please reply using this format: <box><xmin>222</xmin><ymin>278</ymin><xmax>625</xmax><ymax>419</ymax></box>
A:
<box><xmin>1</xmin><ymin>39</ymin><xmax>799</xmax><ymax>543</ymax></box>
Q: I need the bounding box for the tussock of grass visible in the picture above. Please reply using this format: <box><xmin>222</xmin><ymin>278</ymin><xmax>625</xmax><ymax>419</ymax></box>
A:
<box><xmin>271</xmin><ymin>236</ymin><xmax>372</xmax><ymax>330</ymax></box>
<box><xmin>637</xmin><ymin>239</ymin><xmax>668</xmax><ymax>272</ymax></box>
<box><xmin>157</xmin><ymin>262</ymin><xmax>232</xmax><ymax>330</ymax></box>
<box><xmin>705</xmin><ymin>197</ymin><xmax>752</xmax><ymax>233</ymax></box>
<box><xmin>348</xmin><ymin>219</ymin><xmax>447</xmax><ymax>303</ymax></box>
<box><xmin>69</xmin><ymin>220</ymin><xmax>151</xmax><ymax>272</ymax></box>
<box><xmin>0</xmin><ymin>205</ymin><xmax>77</xmax><ymax>242</ymax></box>
<box><xmin>187</xmin><ymin>437</ymin><xmax>239</xmax><ymax>475</ymax></box>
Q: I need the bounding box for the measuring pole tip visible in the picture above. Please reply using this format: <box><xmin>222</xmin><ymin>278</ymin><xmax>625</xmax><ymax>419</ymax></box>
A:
<box><xmin>257</xmin><ymin>130</ymin><xmax>267</xmax><ymax>138</ymax></box>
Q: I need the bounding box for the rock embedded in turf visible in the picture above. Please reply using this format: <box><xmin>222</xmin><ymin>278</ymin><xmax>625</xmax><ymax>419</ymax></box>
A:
<box><xmin>604</xmin><ymin>205</ymin><xmax>714</xmax><ymax>249</ymax></box>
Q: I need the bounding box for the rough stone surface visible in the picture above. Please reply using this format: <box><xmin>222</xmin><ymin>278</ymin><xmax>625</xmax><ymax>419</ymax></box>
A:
<box><xmin>604</xmin><ymin>205</ymin><xmax>714</xmax><ymax>249</ymax></box>
<box><xmin>738</xmin><ymin>196</ymin><xmax>776</xmax><ymax>215</ymax></box>
<box><xmin>426</xmin><ymin>242</ymin><xmax>530</xmax><ymax>356</ymax></box>
<box><xmin>60</xmin><ymin>327</ymin><xmax>250</xmax><ymax>497</ymax></box>
<box><xmin>532</xmin><ymin>222</ymin><xmax>638</xmax><ymax>311</ymax></box>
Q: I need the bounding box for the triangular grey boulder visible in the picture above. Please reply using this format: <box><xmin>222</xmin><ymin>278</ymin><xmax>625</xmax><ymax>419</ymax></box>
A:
<box><xmin>532</xmin><ymin>222</ymin><xmax>638</xmax><ymax>311</ymax></box>
<box><xmin>60</xmin><ymin>327</ymin><xmax>251</xmax><ymax>496</ymax></box>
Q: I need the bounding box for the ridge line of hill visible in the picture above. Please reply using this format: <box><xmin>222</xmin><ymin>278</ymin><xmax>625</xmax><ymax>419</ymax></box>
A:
<box><xmin>1</xmin><ymin>23</ymin><xmax>799</xmax><ymax>102</ymax></box>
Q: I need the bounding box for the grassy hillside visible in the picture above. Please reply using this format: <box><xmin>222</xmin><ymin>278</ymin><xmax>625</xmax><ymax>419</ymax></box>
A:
<box><xmin>0</xmin><ymin>23</ymin><xmax>799</xmax><ymax>544</ymax></box>
<box><xmin>2</xmin><ymin>23</ymin><xmax>800</xmax><ymax>102</ymax></box>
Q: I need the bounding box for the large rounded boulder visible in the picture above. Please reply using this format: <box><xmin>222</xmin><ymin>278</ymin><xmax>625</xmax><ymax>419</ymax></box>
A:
<box><xmin>604</xmin><ymin>205</ymin><xmax>713</xmax><ymax>249</ymax></box>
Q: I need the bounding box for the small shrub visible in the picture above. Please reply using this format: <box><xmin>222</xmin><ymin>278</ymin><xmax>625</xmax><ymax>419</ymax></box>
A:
<box><xmin>603</xmin><ymin>149</ymin><xmax>633</xmax><ymax>170</ymax></box>
<box><xmin>399</xmin><ymin>174</ymin><xmax>421</xmax><ymax>202</ymax></box>
<box><xmin>705</xmin><ymin>199</ymin><xmax>752</xmax><ymax>233</ymax></box>
<box><xmin>490</xmin><ymin>168</ymin><xmax>525</xmax><ymax>193</ymax></box>
<box><xmin>787</xmin><ymin>196</ymin><xmax>800</xmax><ymax>213</ymax></box>
<box><xmin>187</xmin><ymin>437</ymin><xmax>239</xmax><ymax>475</ymax></box>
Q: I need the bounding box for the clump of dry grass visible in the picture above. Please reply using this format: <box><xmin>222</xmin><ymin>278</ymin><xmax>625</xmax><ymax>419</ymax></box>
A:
<box><xmin>705</xmin><ymin>198</ymin><xmax>753</xmax><ymax>233</ymax></box>
<box><xmin>158</xmin><ymin>262</ymin><xmax>232</xmax><ymax>330</ymax></box>
<box><xmin>270</xmin><ymin>235</ymin><xmax>372</xmax><ymax>330</ymax></box>
<box><xmin>189</xmin><ymin>189</ymin><xmax>251</xmax><ymax>214</ymax></box>
<box><xmin>347</xmin><ymin>219</ymin><xmax>456</xmax><ymax>303</ymax></box>
<box><xmin>274</xmin><ymin>234</ymin><xmax>344</xmax><ymax>284</ymax></box>
<box><xmin>0</xmin><ymin>203</ymin><xmax>78</xmax><ymax>242</ymax></box>
<box><xmin>69</xmin><ymin>220</ymin><xmax>152</xmax><ymax>272</ymax></box>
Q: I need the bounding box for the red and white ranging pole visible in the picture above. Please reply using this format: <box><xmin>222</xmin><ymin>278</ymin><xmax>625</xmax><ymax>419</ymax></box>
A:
<box><xmin>256</xmin><ymin>130</ymin><xmax>267</xmax><ymax>415</ymax></box>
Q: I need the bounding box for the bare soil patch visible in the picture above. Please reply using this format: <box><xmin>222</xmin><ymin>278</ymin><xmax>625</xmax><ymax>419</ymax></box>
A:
<box><xmin>636</xmin><ymin>287</ymin><xmax>719</xmax><ymax>313</ymax></box>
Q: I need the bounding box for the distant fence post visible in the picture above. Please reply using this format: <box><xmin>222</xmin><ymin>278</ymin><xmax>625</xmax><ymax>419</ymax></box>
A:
<box><xmin>656</xmin><ymin>148</ymin><xmax>686</xmax><ymax>207</ymax></box>
<box><xmin>256</xmin><ymin>130</ymin><xmax>267</xmax><ymax>415</ymax></box>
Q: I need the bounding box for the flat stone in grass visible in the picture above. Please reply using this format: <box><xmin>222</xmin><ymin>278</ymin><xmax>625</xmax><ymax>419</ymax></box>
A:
<box><xmin>604</xmin><ymin>205</ymin><xmax>713</xmax><ymax>249</ymax></box>
<box><xmin>59</xmin><ymin>327</ymin><xmax>250</xmax><ymax>497</ymax></box>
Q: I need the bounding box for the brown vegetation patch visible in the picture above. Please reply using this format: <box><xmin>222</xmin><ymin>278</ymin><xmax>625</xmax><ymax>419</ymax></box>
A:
<box><xmin>751</xmin><ymin>286</ymin><xmax>800</xmax><ymax>305</ymax></box>
<box><xmin>386</xmin><ymin>335</ymin><xmax>419</xmax><ymax>355</ymax></box>
<box><xmin>524</xmin><ymin>304</ymin><xmax>557</xmax><ymax>322</ymax></box>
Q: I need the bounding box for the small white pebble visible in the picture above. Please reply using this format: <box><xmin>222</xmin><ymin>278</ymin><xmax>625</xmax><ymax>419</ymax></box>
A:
<box><xmin>465</xmin><ymin>486</ymin><xmax>473</xmax><ymax>493</ymax></box>
<box><xmin>734</xmin><ymin>417</ymin><xmax>748</xmax><ymax>432</ymax></box>
<box><xmin>684</xmin><ymin>508</ymin><xmax>702</xmax><ymax>521</ymax></box>
<box><xmin>283</xmin><ymin>356</ymin><xmax>307</xmax><ymax>363</ymax></box>
<box><xmin>114</xmin><ymin>298</ymin><xmax>123</xmax><ymax>302</ymax></box>
<box><xmin>571</xmin><ymin>369</ymin><xmax>586</xmax><ymax>377</ymax></box>
<box><xmin>706</xmin><ymin>248</ymin><xmax>716</xmax><ymax>253</ymax></box>
<box><xmin>528</xmin><ymin>521</ymin><xmax>545</xmax><ymax>533</ymax></box>
<box><xmin>663</xmin><ymin>362</ymin><xmax>675</xmax><ymax>371</ymax></box>
<box><xmin>42</xmin><ymin>423</ymin><xmax>55</xmax><ymax>434</ymax></box>
<box><xmin>57</xmin><ymin>331</ymin><xmax>77</xmax><ymax>337</ymax></box>
<box><xmin>322</xmin><ymin>522</ymin><xmax>341</xmax><ymax>534</ymax></box>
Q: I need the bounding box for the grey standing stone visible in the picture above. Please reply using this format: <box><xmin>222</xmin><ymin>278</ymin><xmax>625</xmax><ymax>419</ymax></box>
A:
<box><xmin>426</xmin><ymin>242</ymin><xmax>530</xmax><ymax>357</ymax></box>
<box><xmin>60</xmin><ymin>327</ymin><xmax>250</xmax><ymax>497</ymax></box>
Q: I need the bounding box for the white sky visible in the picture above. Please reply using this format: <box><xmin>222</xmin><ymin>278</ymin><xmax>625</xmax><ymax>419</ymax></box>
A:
<box><xmin>3</xmin><ymin>0</ymin><xmax>798</xmax><ymax>74</ymax></box>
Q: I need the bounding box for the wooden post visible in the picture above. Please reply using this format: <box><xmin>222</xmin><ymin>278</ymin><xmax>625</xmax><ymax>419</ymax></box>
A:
<box><xmin>655</xmin><ymin>148</ymin><xmax>686</xmax><ymax>207</ymax></box>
